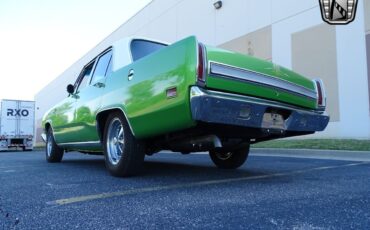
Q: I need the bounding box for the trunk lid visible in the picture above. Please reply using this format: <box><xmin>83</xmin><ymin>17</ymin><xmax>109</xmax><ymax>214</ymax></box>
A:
<box><xmin>204</xmin><ymin>46</ymin><xmax>317</xmax><ymax>110</ymax></box>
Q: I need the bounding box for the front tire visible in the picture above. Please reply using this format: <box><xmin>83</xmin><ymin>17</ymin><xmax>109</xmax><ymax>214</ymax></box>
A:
<box><xmin>45</xmin><ymin>128</ymin><xmax>64</xmax><ymax>163</ymax></box>
<box><xmin>209</xmin><ymin>145</ymin><xmax>250</xmax><ymax>169</ymax></box>
<box><xmin>103</xmin><ymin>112</ymin><xmax>145</xmax><ymax>177</ymax></box>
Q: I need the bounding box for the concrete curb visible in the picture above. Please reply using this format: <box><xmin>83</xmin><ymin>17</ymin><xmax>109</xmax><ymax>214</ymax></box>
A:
<box><xmin>250</xmin><ymin>148</ymin><xmax>370</xmax><ymax>162</ymax></box>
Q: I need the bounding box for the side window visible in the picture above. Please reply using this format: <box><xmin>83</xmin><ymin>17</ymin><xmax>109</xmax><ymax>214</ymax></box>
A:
<box><xmin>90</xmin><ymin>50</ymin><xmax>112</xmax><ymax>85</ymax></box>
<box><xmin>130</xmin><ymin>40</ymin><xmax>167</xmax><ymax>61</ymax></box>
<box><xmin>106</xmin><ymin>55</ymin><xmax>113</xmax><ymax>76</ymax></box>
<box><xmin>75</xmin><ymin>61</ymin><xmax>95</xmax><ymax>92</ymax></box>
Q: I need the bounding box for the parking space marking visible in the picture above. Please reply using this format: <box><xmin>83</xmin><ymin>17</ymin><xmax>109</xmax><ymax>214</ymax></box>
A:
<box><xmin>46</xmin><ymin>162</ymin><xmax>369</xmax><ymax>206</ymax></box>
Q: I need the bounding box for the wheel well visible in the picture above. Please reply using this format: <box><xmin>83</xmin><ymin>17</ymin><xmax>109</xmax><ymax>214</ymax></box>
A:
<box><xmin>96</xmin><ymin>109</ymin><xmax>128</xmax><ymax>143</ymax></box>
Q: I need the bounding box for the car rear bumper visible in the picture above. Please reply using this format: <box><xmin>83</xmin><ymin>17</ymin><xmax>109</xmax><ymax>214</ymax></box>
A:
<box><xmin>190</xmin><ymin>86</ymin><xmax>329</xmax><ymax>133</ymax></box>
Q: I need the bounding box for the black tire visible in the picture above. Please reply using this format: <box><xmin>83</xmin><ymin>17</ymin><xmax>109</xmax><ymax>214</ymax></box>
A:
<box><xmin>209</xmin><ymin>145</ymin><xmax>250</xmax><ymax>169</ymax></box>
<box><xmin>103</xmin><ymin>112</ymin><xmax>145</xmax><ymax>177</ymax></box>
<box><xmin>45</xmin><ymin>128</ymin><xmax>64</xmax><ymax>163</ymax></box>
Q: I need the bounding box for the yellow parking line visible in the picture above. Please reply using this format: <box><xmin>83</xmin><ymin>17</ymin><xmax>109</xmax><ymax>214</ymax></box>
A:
<box><xmin>47</xmin><ymin>162</ymin><xmax>369</xmax><ymax>206</ymax></box>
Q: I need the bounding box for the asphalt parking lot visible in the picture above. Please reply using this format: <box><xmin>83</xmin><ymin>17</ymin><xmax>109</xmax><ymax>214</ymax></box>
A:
<box><xmin>0</xmin><ymin>150</ymin><xmax>369</xmax><ymax>229</ymax></box>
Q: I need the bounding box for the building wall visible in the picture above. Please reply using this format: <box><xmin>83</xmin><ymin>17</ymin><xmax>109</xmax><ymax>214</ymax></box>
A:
<box><xmin>365</xmin><ymin>0</ymin><xmax>370</xmax><ymax>34</ymax></box>
<box><xmin>291</xmin><ymin>24</ymin><xmax>340</xmax><ymax>122</ymax></box>
<box><xmin>219</xmin><ymin>26</ymin><xmax>272</xmax><ymax>61</ymax></box>
<box><xmin>35</xmin><ymin>0</ymin><xmax>370</xmax><ymax>143</ymax></box>
<box><xmin>365</xmin><ymin>0</ymin><xmax>370</xmax><ymax>113</ymax></box>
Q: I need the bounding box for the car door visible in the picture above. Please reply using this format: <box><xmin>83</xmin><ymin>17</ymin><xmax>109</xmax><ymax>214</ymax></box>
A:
<box><xmin>53</xmin><ymin>60</ymin><xmax>96</xmax><ymax>144</ymax></box>
<box><xmin>72</xmin><ymin>49</ymin><xmax>113</xmax><ymax>143</ymax></box>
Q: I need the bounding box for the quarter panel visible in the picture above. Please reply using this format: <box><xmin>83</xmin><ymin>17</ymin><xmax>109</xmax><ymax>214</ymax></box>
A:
<box><xmin>205</xmin><ymin>46</ymin><xmax>317</xmax><ymax>109</ymax></box>
<box><xmin>102</xmin><ymin>36</ymin><xmax>199</xmax><ymax>139</ymax></box>
<box><xmin>43</xmin><ymin>97</ymin><xmax>75</xmax><ymax>143</ymax></box>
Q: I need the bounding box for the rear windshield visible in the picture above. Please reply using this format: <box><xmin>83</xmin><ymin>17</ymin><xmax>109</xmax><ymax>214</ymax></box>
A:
<box><xmin>130</xmin><ymin>39</ymin><xmax>167</xmax><ymax>61</ymax></box>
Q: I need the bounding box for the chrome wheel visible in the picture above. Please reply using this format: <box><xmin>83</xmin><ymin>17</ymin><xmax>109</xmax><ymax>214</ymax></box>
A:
<box><xmin>45</xmin><ymin>128</ymin><xmax>64</xmax><ymax>163</ymax></box>
<box><xmin>103</xmin><ymin>112</ymin><xmax>145</xmax><ymax>177</ymax></box>
<box><xmin>209</xmin><ymin>145</ymin><xmax>250</xmax><ymax>169</ymax></box>
<box><xmin>46</xmin><ymin>134</ymin><xmax>52</xmax><ymax>157</ymax></box>
<box><xmin>106</xmin><ymin>118</ymin><xmax>125</xmax><ymax>166</ymax></box>
<box><xmin>216</xmin><ymin>151</ymin><xmax>233</xmax><ymax>160</ymax></box>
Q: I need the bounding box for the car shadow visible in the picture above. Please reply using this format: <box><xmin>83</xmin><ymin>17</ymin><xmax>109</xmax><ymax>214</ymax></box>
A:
<box><xmin>61</xmin><ymin>157</ymin><xmax>106</xmax><ymax>172</ymax></box>
<box><xmin>61</xmin><ymin>154</ymin><xmax>271</xmax><ymax>181</ymax></box>
<box><xmin>145</xmin><ymin>159</ymin><xmax>278</xmax><ymax>181</ymax></box>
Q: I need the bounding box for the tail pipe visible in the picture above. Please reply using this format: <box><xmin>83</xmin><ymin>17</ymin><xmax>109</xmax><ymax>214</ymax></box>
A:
<box><xmin>168</xmin><ymin>135</ymin><xmax>222</xmax><ymax>152</ymax></box>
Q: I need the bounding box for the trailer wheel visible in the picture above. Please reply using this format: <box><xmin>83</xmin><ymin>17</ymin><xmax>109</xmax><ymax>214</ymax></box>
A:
<box><xmin>103</xmin><ymin>111</ymin><xmax>145</xmax><ymax>177</ymax></box>
<box><xmin>46</xmin><ymin>128</ymin><xmax>64</xmax><ymax>163</ymax></box>
<box><xmin>209</xmin><ymin>145</ymin><xmax>250</xmax><ymax>169</ymax></box>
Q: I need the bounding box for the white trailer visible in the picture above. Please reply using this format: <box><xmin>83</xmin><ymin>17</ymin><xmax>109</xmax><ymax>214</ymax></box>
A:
<box><xmin>0</xmin><ymin>99</ymin><xmax>35</xmax><ymax>151</ymax></box>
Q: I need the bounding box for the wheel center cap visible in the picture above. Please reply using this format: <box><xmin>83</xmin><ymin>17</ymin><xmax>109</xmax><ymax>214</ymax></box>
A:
<box><xmin>113</xmin><ymin>137</ymin><xmax>118</xmax><ymax>145</ymax></box>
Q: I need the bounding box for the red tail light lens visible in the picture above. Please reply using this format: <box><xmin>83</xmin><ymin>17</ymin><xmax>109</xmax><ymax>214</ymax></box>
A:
<box><xmin>197</xmin><ymin>43</ymin><xmax>206</xmax><ymax>82</ymax></box>
<box><xmin>316</xmin><ymin>81</ymin><xmax>323</xmax><ymax>106</ymax></box>
<box><xmin>314</xmin><ymin>79</ymin><xmax>326</xmax><ymax>110</ymax></box>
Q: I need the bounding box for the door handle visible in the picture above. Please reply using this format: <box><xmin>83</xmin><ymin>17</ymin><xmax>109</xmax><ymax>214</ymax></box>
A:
<box><xmin>93</xmin><ymin>82</ymin><xmax>105</xmax><ymax>88</ymax></box>
<box><xmin>128</xmin><ymin>69</ymin><xmax>134</xmax><ymax>81</ymax></box>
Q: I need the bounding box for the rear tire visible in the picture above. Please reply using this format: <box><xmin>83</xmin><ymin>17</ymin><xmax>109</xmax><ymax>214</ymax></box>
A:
<box><xmin>209</xmin><ymin>145</ymin><xmax>250</xmax><ymax>169</ymax></box>
<box><xmin>45</xmin><ymin>128</ymin><xmax>64</xmax><ymax>163</ymax></box>
<box><xmin>103</xmin><ymin>112</ymin><xmax>145</xmax><ymax>177</ymax></box>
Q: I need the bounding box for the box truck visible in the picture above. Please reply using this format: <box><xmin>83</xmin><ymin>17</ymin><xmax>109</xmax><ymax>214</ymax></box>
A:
<box><xmin>0</xmin><ymin>99</ymin><xmax>35</xmax><ymax>151</ymax></box>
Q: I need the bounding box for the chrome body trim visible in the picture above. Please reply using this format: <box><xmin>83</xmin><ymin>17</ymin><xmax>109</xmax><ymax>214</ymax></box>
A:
<box><xmin>190</xmin><ymin>86</ymin><xmax>329</xmax><ymax>133</ymax></box>
<box><xmin>58</xmin><ymin>141</ymin><xmax>101</xmax><ymax>147</ymax></box>
<box><xmin>208</xmin><ymin>62</ymin><xmax>317</xmax><ymax>101</ymax></box>
<box><xmin>190</xmin><ymin>86</ymin><xmax>320</xmax><ymax>114</ymax></box>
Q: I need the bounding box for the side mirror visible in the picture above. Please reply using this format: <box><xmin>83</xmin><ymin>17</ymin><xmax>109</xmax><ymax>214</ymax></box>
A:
<box><xmin>67</xmin><ymin>84</ymin><xmax>75</xmax><ymax>94</ymax></box>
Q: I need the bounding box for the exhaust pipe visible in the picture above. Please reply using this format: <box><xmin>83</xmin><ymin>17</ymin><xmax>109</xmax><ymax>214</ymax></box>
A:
<box><xmin>168</xmin><ymin>135</ymin><xmax>222</xmax><ymax>152</ymax></box>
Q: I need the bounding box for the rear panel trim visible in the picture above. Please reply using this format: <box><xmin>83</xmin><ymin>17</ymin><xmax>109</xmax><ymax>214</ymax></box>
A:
<box><xmin>209</xmin><ymin>62</ymin><xmax>317</xmax><ymax>101</ymax></box>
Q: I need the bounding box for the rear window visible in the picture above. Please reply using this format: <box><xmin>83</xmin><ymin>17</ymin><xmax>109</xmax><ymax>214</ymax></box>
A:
<box><xmin>130</xmin><ymin>39</ymin><xmax>167</xmax><ymax>61</ymax></box>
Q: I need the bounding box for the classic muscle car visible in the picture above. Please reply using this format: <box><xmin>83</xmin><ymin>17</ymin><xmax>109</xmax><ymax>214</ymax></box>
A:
<box><xmin>42</xmin><ymin>36</ymin><xmax>329</xmax><ymax>177</ymax></box>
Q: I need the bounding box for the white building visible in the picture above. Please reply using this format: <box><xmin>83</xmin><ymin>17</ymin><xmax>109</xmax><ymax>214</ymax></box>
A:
<box><xmin>35</xmin><ymin>0</ymin><xmax>370</xmax><ymax>143</ymax></box>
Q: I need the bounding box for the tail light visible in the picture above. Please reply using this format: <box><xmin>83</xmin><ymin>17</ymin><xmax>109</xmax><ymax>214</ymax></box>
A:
<box><xmin>314</xmin><ymin>79</ymin><xmax>326</xmax><ymax>111</ymax></box>
<box><xmin>197</xmin><ymin>43</ymin><xmax>207</xmax><ymax>83</ymax></box>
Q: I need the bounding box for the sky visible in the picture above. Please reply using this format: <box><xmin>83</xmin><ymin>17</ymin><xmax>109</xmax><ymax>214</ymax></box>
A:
<box><xmin>0</xmin><ymin>0</ymin><xmax>151</xmax><ymax>101</ymax></box>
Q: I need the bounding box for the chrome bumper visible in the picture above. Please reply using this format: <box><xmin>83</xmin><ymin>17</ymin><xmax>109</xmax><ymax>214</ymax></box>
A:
<box><xmin>190</xmin><ymin>86</ymin><xmax>329</xmax><ymax>132</ymax></box>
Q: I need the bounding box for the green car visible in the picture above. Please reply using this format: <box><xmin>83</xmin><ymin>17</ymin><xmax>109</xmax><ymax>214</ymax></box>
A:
<box><xmin>42</xmin><ymin>36</ymin><xmax>329</xmax><ymax>177</ymax></box>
